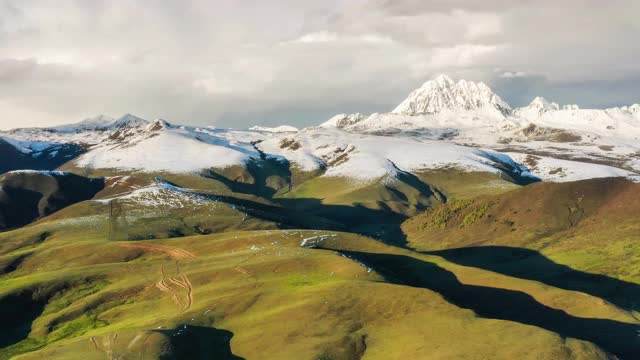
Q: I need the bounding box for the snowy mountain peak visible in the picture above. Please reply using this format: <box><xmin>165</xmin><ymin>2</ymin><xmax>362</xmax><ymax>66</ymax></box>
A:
<box><xmin>111</xmin><ymin>114</ymin><xmax>149</xmax><ymax>129</ymax></box>
<box><xmin>320</xmin><ymin>113</ymin><xmax>367</xmax><ymax>128</ymax></box>
<box><xmin>392</xmin><ymin>74</ymin><xmax>512</xmax><ymax>116</ymax></box>
<box><xmin>429</xmin><ymin>74</ymin><xmax>455</xmax><ymax>87</ymax></box>
<box><xmin>146</xmin><ymin>119</ymin><xmax>173</xmax><ymax>131</ymax></box>
<box><xmin>50</xmin><ymin>114</ymin><xmax>115</xmax><ymax>133</ymax></box>
<box><xmin>529</xmin><ymin>97</ymin><xmax>560</xmax><ymax>110</ymax></box>
<box><xmin>83</xmin><ymin>114</ymin><xmax>115</xmax><ymax>124</ymax></box>
<box><xmin>514</xmin><ymin>97</ymin><xmax>560</xmax><ymax>119</ymax></box>
<box><xmin>513</xmin><ymin>97</ymin><xmax>586</xmax><ymax>119</ymax></box>
<box><xmin>248</xmin><ymin>125</ymin><xmax>299</xmax><ymax>133</ymax></box>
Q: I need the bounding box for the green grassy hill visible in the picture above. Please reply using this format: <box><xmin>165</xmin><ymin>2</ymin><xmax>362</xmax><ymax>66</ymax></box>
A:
<box><xmin>2</xmin><ymin>225</ymin><xmax>636</xmax><ymax>359</ymax></box>
<box><xmin>402</xmin><ymin>178</ymin><xmax>640</xmax><ymax>282</ymax></box>
<box><xmin>1</xmin><ymin>169</ymin><xmax>639</xmax><ymax>359</ymax></box>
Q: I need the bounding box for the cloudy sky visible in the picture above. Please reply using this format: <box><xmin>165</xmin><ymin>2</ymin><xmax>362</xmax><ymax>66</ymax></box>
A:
<box><xmin>1</xmin><ymin>0</ymin><xmax>639</xmax><ymax>129</ymax></box>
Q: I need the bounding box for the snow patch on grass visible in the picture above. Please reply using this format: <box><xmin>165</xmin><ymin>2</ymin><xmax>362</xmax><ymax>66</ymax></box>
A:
<box><xmin>300</xmin><ymin>234</ymin><xmax>338</xmax><ymax>248</ymax></box>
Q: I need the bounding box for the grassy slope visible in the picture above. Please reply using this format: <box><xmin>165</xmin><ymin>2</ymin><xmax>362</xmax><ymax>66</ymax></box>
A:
<box><xmin>402</xmin><ymin>177</ymin><xmax>640</xmax><ymax>282</ymax></box>
<box><xmin>65</xmin><ymin>165</ymin><xmax>516</xmax><ymax>220</ymax></box>
<box><xmin>57</xmin><ymin>163</ymin><xmax>521</xmax><ymax>245</ymax></box>
<box><xmin>1</xmin><ymin>167</ymin><xmax>639</xmax><ymax>359</ymax></box>
<box><xmin>276</xmin><ymin>169</ymin><xmax>519</xmax><ymax>245</ymax></box>
<box><xmin>0</xmin><ymin>213</ymin><xmax>637</xmax><ymax>359</ymax></box>
<box><xmin>414</xmin><ymin>168</ymin><xmax>520</xmax><ymax>200</ymax></box>
<box><xmin>39</xmin><ymin>172</ymin><xmax>347</xmax><ymax>241</ymax></box>
<box><xmin>281</xmin><ymin>169</ymin><xmax>516</xmax><ymax>211</ymax></box>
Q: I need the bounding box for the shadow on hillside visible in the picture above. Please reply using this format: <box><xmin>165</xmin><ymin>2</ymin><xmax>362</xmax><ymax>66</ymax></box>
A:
<box><xmin>102</xmin><ymin>181</ymin><xmax>410</xmax><ymax>245</ymax></box>
<box><xmin>0</xmin><ymin>139</ymin><xmax>85</xmax><ymax>175</ymax></box>
<box><xmin>204</xmin><ymin>169</ymin><xmax>279</xmax><ymax>199</ymax></box>
<box><xmin>474</xmin><ymin>150</ymin><xmax>541</xmax><ymax>185</ymax></box>
<box><xmin>0</xmin><ymin>253</ymin><xmax>30</xmax><ymax>275</ymax></box>
<box><xmin>199</xmin><ymin>171</ymin><xmax>414</xmax><ymax>246</ymax></box>
<box><xmin>215</xmin><ymin>194</ymin><xmax>409</xmax><ymax>246</ymax></box>
<box><xmin>340</xmin><ymin>251</ymin><xmax>640</xmax><ymax>359</ymax></box>
<box><xmin>202</xmin><ymin>155</ymin><xmax>291</xmax><ymax>199</ymax></box>
<box><xmin>0</xmin><ymin>290</ymin><xmax>47</xmax><ymax>349</ymax></box>
<box><xmin>156</xmin><ymin>325</ymin><xmax>244</xmax><ymax>360</ymax></box>
<box><xmin>425</xmin><ymin>246</ymin><xmax>640</xmax><ymax>311</ymax></box>
<box><xmin>0</xmin><ymin>187</ymin><xmax>42</xmax><ymax>230</ymax></box>
<box><xmin>274</xmin><ymin>197</ymin><xmax>409</xmax><ymax>245</ymax></box>
<box><xmin>1</xmin><ymin>172</ymin><xmax>104</xmax><ymax>231</ymax></box>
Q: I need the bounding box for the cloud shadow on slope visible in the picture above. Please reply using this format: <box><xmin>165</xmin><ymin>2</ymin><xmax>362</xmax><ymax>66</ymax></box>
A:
<box><xmin>0</xmin><ymin>289</ymin><xmax>48</xmax><ymax>349</ymax></box>
<box><xmin>199</xmin><ymin>158</ymin><xmax>453</xmax><ymax>246</ymax></box>
<box><xmin>339</xmin><ymin>251</ymin><xmax>640</xmax><ymax>359</ymax></box>
<box><xmin>0</xmin><ymin>139</ymin><xmax>85</xmax><ymax>175</ymax></box>
<box><xmin>211</xmin><ymin>192</ymin><xmax>410</xmax><ymax>246</ymax></box>
<box><xmin>156</xmin><ymin>325</ymin><xmax>244</xmax><ymax>360</ymax></box>
<box><xmin>424</xmin><ymin>246</ymin><xmax>640</xmax><ymax>312</ymax></box>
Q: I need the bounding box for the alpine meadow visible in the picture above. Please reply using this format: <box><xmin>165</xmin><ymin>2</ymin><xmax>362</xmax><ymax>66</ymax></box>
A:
<box><xmin>1</xmin><ymin>1</ymin><xmax>639</xmax><ymax>359</ymax></box>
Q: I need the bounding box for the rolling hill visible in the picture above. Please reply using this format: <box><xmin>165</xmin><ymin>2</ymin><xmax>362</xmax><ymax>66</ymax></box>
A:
<box><xmin>1</xmin><ymin>73</ymin><xmax>639</xmax><ymax>359</ymax></box>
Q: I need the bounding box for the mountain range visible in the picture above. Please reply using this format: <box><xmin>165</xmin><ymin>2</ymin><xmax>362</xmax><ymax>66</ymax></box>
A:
<box><xmin>1</xmin><ymin>74</ymin><xmax>638</xmax><ymax>184</ymax></box>
<box><xmin>1</xmin><ymin>74</ymin><xmax>639</xmax><ymax>359</ymax></box>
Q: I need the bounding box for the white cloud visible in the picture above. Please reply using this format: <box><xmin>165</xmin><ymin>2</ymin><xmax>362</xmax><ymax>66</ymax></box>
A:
<box><xmin>0</xmin><ymin>0</ymin><xmax>639</xmax><ymax>129</ymax></box>
<box><xmin>462</xmin><ymin>11</ymin><xmax>502</xmax><ymax>40</ymax></box>
<box><xmin>500</xmin><ymin>71</ymin><xmax>529</xmax><ymax>79</ymax></box>
<box><xmin>0</xmin><ymin>99</ymin><xmax>67</xmax><ymax>128</ymax></box>
<box><xmin>428</xmin><ymin>44</ymin><xmax>499</xmax><ymax>68</ymax></box>
<box><xmin>284</xmin><ymin>31</ymin><xmax>393</xmax><ymax>45</ymax></box>
<box><xmin>291</xmin><ymin>31</ymin><xmax>340</xmax><ymax>43</ymax></box>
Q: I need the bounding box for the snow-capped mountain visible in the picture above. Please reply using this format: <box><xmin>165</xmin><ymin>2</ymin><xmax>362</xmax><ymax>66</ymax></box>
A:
<box><xmin>318</xmin><ymin>74</ymin><xmax>640</xmax><ymax>180</ymax></box>
<box><xmin>3</xmin><ymin>113</ymin><xmax>151</xmax><ymax>147</ymax></box>
<box><xmin>74</xmin><ymin>117</ymin><xmax>640</xmax><ymax>182</ymax></box>
<box><xmin>392</xmin><ymin>74</ymin><xmax>512</xmax><ymax>116</ymax></box>
<box><xmin>57</xmin><ymin>113</ymin><xmax>149</xmax><ymax>133</ymax></box>
<box><xmin>513</xmin><ymin>97</ymin><xmax>617</xmax><ymax>120</ymax></box>
<box><xmin>248</xmin><ymin>125</ymin><xmax>299</xmax><ymax>133</ymax></box>
<box><xmin>321</xmin><ymin>74</ymin><xmax>640</xmax><ymax>135</ymax></box>
<box><xmin>0</xmin><ymin>114</ymin><xmax>157</xmax><ymax>174</ymax></box>
<box><xmin>102</xmin><ymin>113</ymin><xmax>149</xmax><ymax>130</ymax></box>
<box><xmin>513</xmin><ymin>97</ymin><xmax>561</xmax><ymax>119</ymax></box>
<box><xmin>0</xmin><ymin>113</ymin><xmax>545</xmax><ymax>182</ymax></box>
<box><xmin>8</xmin><ymin>114</ymin><xmax>149</xmax><ymax>136</ymax></box>
<box><xmin>320</xmin><ymin>113</ymin><xmax>367</xmax><ymax>129</ymax></box>
<box><xmin>50</xmin><ymin>114</ymin><xmax>116</xmax><ymax>133</ymax></box>
<box><xmin>72</xmin><ymin>119</ymin><xmax>269</xmax><ymax>173</ymax></box>
<box><xmin>1</xmin><ymin>73</ymin><xmax>639</xmax><ymax>183</ymax></box>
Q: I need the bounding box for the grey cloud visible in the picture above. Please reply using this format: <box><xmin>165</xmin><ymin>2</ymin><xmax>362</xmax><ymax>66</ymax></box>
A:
<box><xmin>0</xmin><ymin>0</ymin><xmax>639</xmax><ymax>130</ymax></box>
<box><xmin>373</xmin><ymin>0</ymin><xmax>530</xmax><ymax>14</ymax></box>
<box><xmin>493</xmin><ymin>75</ymin><xmax>640</xmax><ymax>109</ymax></box>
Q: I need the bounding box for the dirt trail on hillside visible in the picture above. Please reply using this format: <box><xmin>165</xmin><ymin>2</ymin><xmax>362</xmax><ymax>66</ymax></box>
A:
<box><xmin>119</xmin><ymin>243</ymin><xmax>196</xmax><ymax>259</ymax></box>
<box><xmin>155</xmin><ymin>262</ymin><xmax>194</xmax><ymax>312</ymax></box>
<box><xmin>89</xmin><ymin>333</ymin><xmax>119</xmax><ymax>359</ymax></box>
<box><xmin>234</xmin><ymin>253</ymin><xmax>257</xmax><ymax>276</ymax></box>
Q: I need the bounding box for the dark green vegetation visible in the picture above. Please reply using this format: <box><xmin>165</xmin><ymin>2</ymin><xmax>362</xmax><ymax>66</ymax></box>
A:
<box><xmin>0</xmin><ymin>165</ymin><xmax>638</xmax><ymax>359</ymax></box>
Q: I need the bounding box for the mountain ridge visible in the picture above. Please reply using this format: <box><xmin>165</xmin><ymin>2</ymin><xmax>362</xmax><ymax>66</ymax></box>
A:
<box><xmin>1</xmin><ymin>74</ymin><xmax>639</xmax><ymax>183</ymax></box>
